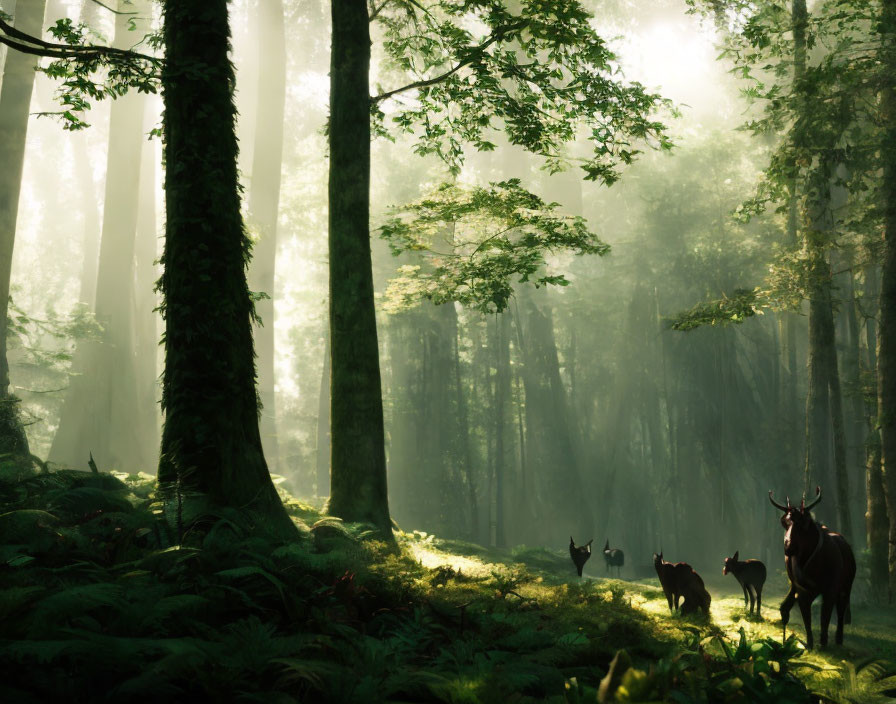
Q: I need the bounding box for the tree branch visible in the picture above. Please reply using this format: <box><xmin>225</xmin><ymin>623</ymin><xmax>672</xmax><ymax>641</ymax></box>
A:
<box><xmin>368</xmin><ymin>0</ymin><xmax>390</xmax><ymax>23</ymax></box>
<box><xmin>0</xmin><ymin>17</ymin><xmax>160</xmax><ymax>64</ymax></box>
<box><xmin>371</xmin><ymin>21</ymin><xmax>525</xmax><ymax>104</ymax></box>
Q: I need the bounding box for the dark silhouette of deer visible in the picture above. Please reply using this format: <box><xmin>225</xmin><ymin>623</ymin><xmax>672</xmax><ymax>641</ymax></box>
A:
<box><xmin>653</xmin><ymin>552</ymin><xmax>711</xmax><ymax>616</ymax></box>
<box><xmin>603</xmin><ymin>539</ymin><xmax>624</xmax><ymax>577</ymax></box>
<box><xmin>570</xmin><ymin>537</ymin><xmax>592</xmax><ymax>577</ymax></box>
<box><xmin>769</xmin><ymin>487</ymin><xmax>856</xmax><ymax>649</ymax></box>
<box><xmin>723</xmin><ymin>551</ymin><xmax>766</xmax><ymax>618</ymax></box>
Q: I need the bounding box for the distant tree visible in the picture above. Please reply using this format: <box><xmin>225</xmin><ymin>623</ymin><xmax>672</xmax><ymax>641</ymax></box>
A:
<box><xmin>246</xmin><ymin>0</ymin><xmax>286</xmax><ymax>474</ymax></box>
<box><xmin>0</xmin><ymin>0</ymin><xmax>47</xmax><ymax>463</ymax></box>
<box><xmin>879</xmin><ymin>0</ymin><xmax>896</xmax><ymax>600</ymax></box>
<box><xmin>327</xmin><ymin>0</ymin><xmax>670</xmax><ymax>535</ymax></box>
<box><xmin>50</xmin><ymin>0</ymin><xmax>156</xmax><ymax>474</ymax></box>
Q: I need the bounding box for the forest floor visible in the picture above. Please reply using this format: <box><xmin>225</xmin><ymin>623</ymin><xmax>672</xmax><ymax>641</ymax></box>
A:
<box><xmin>2</xmin><ymin>464</ymin><xmax>896</xmax><ymax>703</ymax></box>
<box><xmin>406</xmin><ymin>533</ymin><xmax>896</xmax><ymax>703</ymax></box>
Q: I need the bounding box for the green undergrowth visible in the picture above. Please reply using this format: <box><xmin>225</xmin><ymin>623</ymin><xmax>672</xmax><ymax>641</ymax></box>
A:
<box><xmin>0</xmin><ymin>462</ymin><xmax>876</xmax><ymax>703</ymax></box>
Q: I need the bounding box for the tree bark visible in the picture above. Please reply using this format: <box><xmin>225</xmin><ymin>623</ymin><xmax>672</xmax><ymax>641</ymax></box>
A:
<box><xmin>157</xmin><ymin>0</ymin><xmax>293</xmax><ymax>537</ymax></box>
<box><xmin>0</xmin><ymin>0</ymin><xmax>46</xmax><ymax>460</ymax></box>
<box><xmin>879</xmin><ymin>0</ymin><xmax>896</xmax><ymax>599</ymax></box>
<box><xmin>326</xmin><ymin>0</ymin><xmax>391</xmax><ymax>536</ymax></box>
<box><xmin>247</xmin><ymin>0</ymin><xmax>286</xmax><ymax>474</ymax></box>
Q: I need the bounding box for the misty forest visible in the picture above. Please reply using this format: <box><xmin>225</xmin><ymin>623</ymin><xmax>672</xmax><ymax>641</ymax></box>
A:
<box><xmin>3</xmin><ymin>0</ymin><xmax>896</xmax><ymax>701</ymax></box>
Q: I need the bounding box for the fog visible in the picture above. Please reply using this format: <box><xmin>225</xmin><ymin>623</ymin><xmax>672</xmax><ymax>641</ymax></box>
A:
<box><xmin>0</xmin><ymin>0</ymin><xmax>878</xmax><ymax>585</ymax></box>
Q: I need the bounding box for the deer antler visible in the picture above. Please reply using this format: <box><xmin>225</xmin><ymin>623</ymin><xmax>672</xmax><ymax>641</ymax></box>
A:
<box><xmin>804</xmin><ymin>486</ymin><xmax>822</xmax><ymax>511</ymax></box>
<box><xmin>769</xmin><ymin>490</ymin><xmax>791</xmax><ymax>511</ymax></box>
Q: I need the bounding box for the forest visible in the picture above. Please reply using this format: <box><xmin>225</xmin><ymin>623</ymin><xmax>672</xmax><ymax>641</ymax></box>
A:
<box><xmin>1</xmin><ymin>0</ymin><xmax>896</xmax><ymax>701</ymax></box>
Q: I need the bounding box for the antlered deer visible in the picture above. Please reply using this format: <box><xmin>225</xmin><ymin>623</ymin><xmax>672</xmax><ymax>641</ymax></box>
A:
<box><xmin>722</xmin><ymin>551</ymin><xmax>766</xmax><ymax>618</ymax></box>
<box><xmin>653</xmin><ymin>552</ymin><xmax>711</xmax><ymax>616</ymax></box>
<box><xmin>603</xmin><ymin>539</ymin><xmax>624</xmax><ymax>577</ymax></box>
<box><xmin>769</xmin><ymin>487</ymin><xmax>856</xmax><ymax>649</ymax></box>
<box><xmin>570</xmin><ymin>537</ymin><xmax>592</xmax><ymax>577</ymax></box>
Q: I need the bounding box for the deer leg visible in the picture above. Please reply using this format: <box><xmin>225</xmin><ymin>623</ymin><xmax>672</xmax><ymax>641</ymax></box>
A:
<box><xmin>674</xmin><ymin>591</ymin><xmax>681</xmax><ymax>611</ymax></box>
<box><xmin>834</xmin><ymin>592</ymin><xmax>847</xmax><ymax>645</ymax></box>
<box><xmin>780</xmin><ymin>588</ymin><xmax>796</xmax><ymax>642</ymax></box>
<box><xmin>747</xmin><ymin>585</ymin><xmax>756</xmax><ymax>615</ymax></box>
<box><xmin>798</xmin><ymin>595</ymin><xmax>814</xmax><ymax>650</ymax></box>
<box><xmin>756</xmin><ymin>586</ymin><xmax>762</xmax><ymax>620</ymax></box>
<box><xmin>819</xmin><ymin>594</ymin><xmax>835</xmax><ymax>648</ymax></box>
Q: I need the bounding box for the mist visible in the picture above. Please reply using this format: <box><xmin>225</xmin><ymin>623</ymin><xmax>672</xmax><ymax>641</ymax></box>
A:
<box><xmin>1</xmin><ymin>0</ymin><xmax>893</xmax><ymax>700</ymax></box>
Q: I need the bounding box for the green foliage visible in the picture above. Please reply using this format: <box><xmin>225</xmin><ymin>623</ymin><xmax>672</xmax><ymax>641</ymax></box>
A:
<box><xmin>0</xmin><ymin>13</ymin><xmax>162</xmax><ymax>131</ymax></box>
<box><xmin>667</xmin><ymin>288</ymin><xmax>761</xmax><ymax>331</ymax></box>
<box><xmin>373</xmin><ymin>0</ymin><xmax>673</xmax><ymax>180</ymax></box>
<box><xmin>7</xmin><ymin>295</ymin><xmax>102</xmax><ymax>372</ymax></box>
<box><xmin>0</xmin><ymin>469</ymin><xmax>826</xmax><ymax>703</ymax></box>
<box><xmin>380</xmin><ymin>179</ymin><xmax>608</xmax><ymax>313</ymax></box>
<box><xmin>678</xmin><ymin>0</ymin><xmax>885</xmax><ymax>328</ymax></box>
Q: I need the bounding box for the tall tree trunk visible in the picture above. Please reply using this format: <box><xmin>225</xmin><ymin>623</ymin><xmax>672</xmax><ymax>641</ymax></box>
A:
<box><xmin>134</xmin><ymin>108</ymin><xmax>160</xmax><ymax>458</ymax></box>
<box><xmin>247</xmin><ymin>0</ymin><xmax>286</xmax><ymax>473</ymax></box>
<box><xmin>157</xmin><ymin>0</ymin><xmax>293</xmax><ymax>536</ymax></box>
<box><xmin>841</xmin><ymin>271</ymin><xmax>868</xmax><ymax>539</ymax></box>
<box><xmin>863</xmin><ymin>265</ymin><xmax>888</xmax><ymax>597</ymax></box>
<box><xmin>49</xmin><ymin>0</ymin><xmax>153</xmax><ymax>473</ymax></box>
<box><xmin>824</xmin><ymin>298</ymin><xmax>851</xmax><ymax>534</ymax></box>
<box><xmin>452</xmin><ymin>305</ymin><xmax>479</xmax><ymax>540</ymax></box>
<box><xmin>315</xmin><ymin>327</ymin><xmax>331</xmax><ymax>498</ymax></box>
<box><xmin>492</xmin><ymin>313</ymin><xmax>510</xmax><ymax>548</ymax></box>
<box><xmin>517</xmin><ymin>289</ymin><xmax>591</xmax><ymax>546</ymax></box>
<box><xmin>879</xmin><ymin>0</ymin><xmax>896</xmax><ymax>599</ymax></box>
<box><xmin>0</xmin><ymin>0</ymin><xmax>46</xmax><ymax>460</ymax></box>
<box><xmin>327</xmin><ymin>0</ymin><xmax>391</xmax><ymax>535</ymax></box>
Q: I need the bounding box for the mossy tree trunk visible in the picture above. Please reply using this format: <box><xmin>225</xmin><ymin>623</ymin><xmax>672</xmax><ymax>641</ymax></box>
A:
<box><xmin>326</xmin><ymin>0</ymin><xmax>392</xmax><ymax>536</ymax></box>
<box><xmin>157</xmin><ymin>0</ymin><xmax>293</xmax><ymax>537</ymax></box>
<box><xmin>0</xmin><ymin>0</ymin><xmax>46</xmax><ymax>461</ymax></box>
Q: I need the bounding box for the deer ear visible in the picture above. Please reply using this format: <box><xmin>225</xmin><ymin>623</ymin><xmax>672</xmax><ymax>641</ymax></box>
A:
<box><xmin>570</xmin><ymin>536</ymin><xmax>575</xmax><ymax>545</ymax></box>
<box><xmin>733</xmin><ymin>551</ymin><xmax>739</xmax><ymax>561</ymax></box>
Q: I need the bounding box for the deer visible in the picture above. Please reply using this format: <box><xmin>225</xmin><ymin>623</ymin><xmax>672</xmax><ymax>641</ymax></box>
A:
<box><xmin>769</xmin><ymin>486</ymin><xmax>856</xmax><ymax>649</ymax></box>
<box><xmin>570</xmin><ymin>537</ymin><xmax>592</xmax><ymax>577</ymax></box>
<box><xmin>603</xmin><ymin>539</ymin><xmax>624</xmax><ymax>577</ymax></box>
<box><xmin>653</xmin><ymin>552</ymin><xmax>711</xmax><ymax>616</ymax></box>
<box><xmin>722</xmin><ymin>551</ymin><xmax>766</xmax><ymax>618</ymax></box>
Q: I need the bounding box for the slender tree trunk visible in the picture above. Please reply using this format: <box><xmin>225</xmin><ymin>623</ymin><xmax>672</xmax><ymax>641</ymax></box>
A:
<box><xmin>49</xmin><ymin>0</ymin><xmax>153</xmax><ymax>473</ymax></box>
<box><xmin>842</xmin><ymin>272</ymin><xmax>868</xmax><ymax>539</ymax></box>
<box><xmin>863</xmin><ymin>266</ymin><xmax>888</xmax><ymax>597</ymax></box>
<box><xmin>327</xmin><ymin>0</ymin><xmax>391</xmax><ymax>535</ymax></box>
<box><xmin>879</xmin><ymin>0</ymin><xmax>896</xmax><ymax>599</ymax></box>
<box><xmin>134</xmin><ymin>107</ymin><xmax>161</xmax><ymax>458</ymax></box>
<box><xmin>492</xmin><ymin>313</ymin><xmax>509</xmax><ymax>548</ymax></box>
<box><xmin>247</xmin><ymin>0</ymin><xmax>286</xmax><ymax>473</ymax></box>
<box><xmin>315</xmin><ymin>328</ymin><xmax>331</xmax><ymax>497</ymax></box>
<box><xmin>517</xmin><ymin>289</ymin><xmax>591</xmax><ymax>546</ymax></box>
<box><xmin>450</xmin><ymin>303</ymin><xmax>479</xmax><ymax>540</ymax></box>
<box><xmin>0</xmin><ymin>0</ymin><xmax>46</xmax><ymax>460</ymax></box>
<box><xmin>157</xmin><ymin>0</ymin><xmax>293</xmax><ymax>536</ymax></box>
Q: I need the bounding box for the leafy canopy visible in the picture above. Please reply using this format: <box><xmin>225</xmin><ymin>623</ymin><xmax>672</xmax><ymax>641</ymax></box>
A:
<box><xmin>379</xmin><ymin>179</ymin><xmax>608</xmax><ymax>314</ymax></box>
<box><xmin>373</xmin><ymin>0</ymin><xmax>674</xmax><ymax>182</ymax></box>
